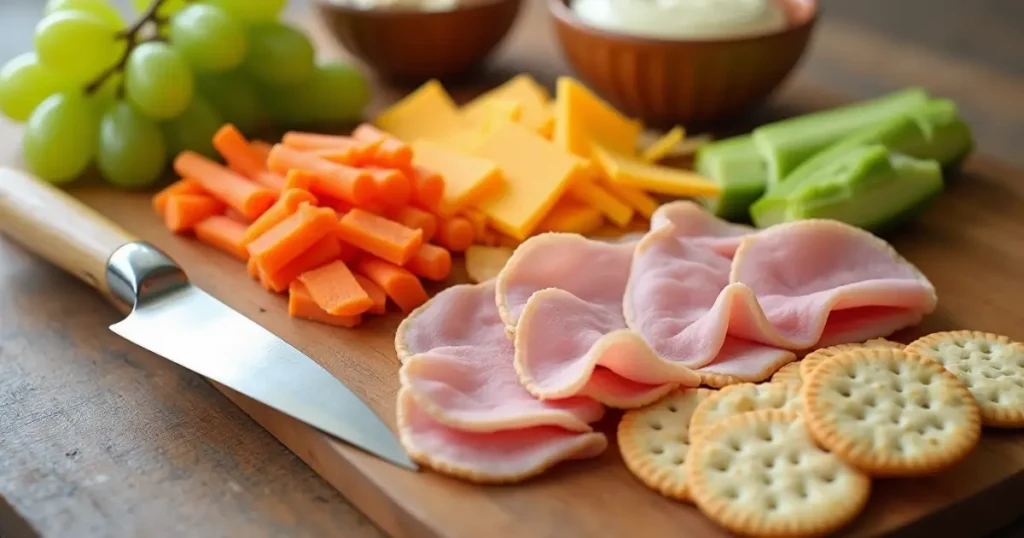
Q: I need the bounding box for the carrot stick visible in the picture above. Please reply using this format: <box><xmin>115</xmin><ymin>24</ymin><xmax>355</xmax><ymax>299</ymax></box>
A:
<box><xmin>405</xmin><ymin>243</ymin><xmax>451</xmax><ymax>281</ymax></box>
<box><xmin>434</xmin><ymin>216</ymin><xmax>474</xmax><ymax>252</ymax></box>
<box><xmin>173</xmin><ymin>151</ymin><xmax>278</xmax><ymax>221</ymax></box>
<box><xmin>246</xmin><ymin>255</ymin><xmax>260</xmax><ymax>279</ymax></box>
<box><xmin>460</xmin><ymin>208</ymin><xmax>488</xmax><ymax>238</ymax></box>
<box><xmin>153</xmin><ymin>178</ymin><xmax>205</xmax><ymax>216</ymax></box>
<box><xmin>250</xmin><ymin>139</ymin><xmax>273</xmax><ymax>164</ymax></box>
<box><xmin>337</xmin><ymin>208</ymin><xmax>424</xmax><ymax>266</ymax></box>
<box><xmin>309</xmin><ymin>146</ymin><xmax>364</xmax><ymax>167</ymax></box>
<box><xmin>267</xmin><ymin>144</ymin><xmax>376</xmax><ymax>206</ymax></box>
<box><xmin>224</xmin><ymin>207</ymin><xmax>250</xmax><ymax>223</ymax></box>
<box><xmin>338</xmin><ymin>240</ymin><xmax>362</xmax><ymax>263</ymax></box>
<box><xmin>164</xmin><ymin>194</ymin><xmax>226</xmax><ymax>233</ymax></box>
<box><xmin>213</xmin><ymin>124</ymin><xmax>287</xmax><ymax>191</ymax></box>
<box><xmin>365</xmin><ymin>167</ymin><xmax>411</xmax><ymax>207</ymax></box>
<box><xmin>194</xmin><ymin>215</ymin><xmax>250</xmax><ymax>261</ymax></box>
<box><xmin>406</xmin><ymin>165</ymin><xmax>444</xmax><ymax>210</ymax></box>
<box><xmin>282</xmin><ymin>131</ymin><xmax>379</xmax><ymax>156</ymax></box>
<box><xmin>288</xmin><ymin>281</ymin><xmax>362</xmax><ymax>328</ymax></box>
<box><xmin>260</xmin><ymin>234</ymin><xmax>342</xmax><ymax>293</ymax></box>
<box><xmin>316</xmin><ymin>194</ymin><xmax>354</xmax><ymax>216</ymax></box>
<box><xmin>246</xmin><ymin>203</ymin><xmax>338</xmax><ymax>275</ymax></box>
<box><xmin>386</xmin><ymin>206</ymin><xmax>438</xmax><ymax>241</ymax></box>
<box><xmin>243</xmin><ymin>188</ymin><xmax>318</xmax><ymax>245</ymax></box>
<box><xmin>354</xmin><ymin>256</ymin><xmax>428</xmax><ymax>313</ymax></box>
<box><xmin>297</xmin><ymin>260</ymin><xmax>373</xmax><ymax>316</ymax></box>
<box><xmin>354</xmin><ymin>274</ymin><xmax>387</xmax><ymax>314</ymax></box>
<box><xmin>352</xmin><ymin>123</ymin><xmax>413</xmax><ymax>168</ymax></box>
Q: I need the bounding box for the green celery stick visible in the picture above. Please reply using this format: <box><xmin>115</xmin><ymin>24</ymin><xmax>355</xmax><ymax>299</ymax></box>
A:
<box><xmin>694</xmin><ymin>134</ymin><xmax>768</xmax><ymax>222</ymax></box>
<box><xmin>752</xmin><ymin>87</ymin><xmax>931</xmax><ymax>186</ymax></box>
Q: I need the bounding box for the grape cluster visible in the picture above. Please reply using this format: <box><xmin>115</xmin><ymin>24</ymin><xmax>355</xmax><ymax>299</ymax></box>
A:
<box><xmin>0</xmin><ymin>0</ymin><xmax>371</xmax><ymax>188</ymax></box>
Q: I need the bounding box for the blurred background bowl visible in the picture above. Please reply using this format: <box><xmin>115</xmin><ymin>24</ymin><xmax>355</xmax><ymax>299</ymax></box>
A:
<box><xmin>314</xmin><ymin>0</ymin><xmax>524</xmax><ymax>83</ymax></box>
<box><xmin>550</xmin><ymin>0</ymin><xmax>818</xmax><ymax>126</ymax></box>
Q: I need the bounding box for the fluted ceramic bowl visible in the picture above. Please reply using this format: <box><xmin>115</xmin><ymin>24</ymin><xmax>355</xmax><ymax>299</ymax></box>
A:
<box><xmin>550</xmin><ymin>0</ymin><xmax>818</xmax><ymax>126</ymax></box>
<box><xmin>315</xmin><ymin>0</ymin><xmax>524</xmax><ymax>82</ymax></box>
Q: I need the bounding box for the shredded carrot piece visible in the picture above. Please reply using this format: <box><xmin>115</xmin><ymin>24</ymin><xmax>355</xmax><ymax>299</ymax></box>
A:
<box><xmin>365</xmin><ymin>167</ymin><xmax>411</xmax><ymax>206</ymax></box>
<box><xmin>250</xmin><ymin>139</ymin><xmax>273</xmax><ymax>164</ymax></box>
<box><xmin>405</xmin><ymin>243</ymin><xmax>452</xmax><ymax>282</ymax></box>
<box><xmin>267</xmin><ymin>144</ymin><xmax>376</xmax><ymax>206</ymax></box>
<box><xmin>173</xmin><ymin>151</ymin><xmax>278</xmax><ymax>221</ymax></box>
<box><xmin>194</xmin><ymin>215</ymin><xmax>250</xmax><ymax>261</ymax></box>
<box><xmin>386</xmin><ymin>206</ymin><xmax>438</xmax><ymax>241</ymax></box>
<box><xmin>460</xmin><ymin>208</ymin><xmax>488</xmax><ymax>238</ymax></box>
<box><xmin>243</xmin><ymin>188</ymin><xmax>318</xmax><ymax>245</ymax></box>
<box><xmin>352</xmin><ymin>123</ymin><xmax>413</xmax><ymax>168</ymax></box>
<box><xmin>213</xmin><ymin>124</ymin><xmax>286</xmax><ymax>191</ymax></box>
<box><xmin>246</xmin><ymin>203</ymin><xmax>338</xmax><ymax>275</ymax></box>
<box><xmin>153</xmin><ymin>178</ymin><xmax>205</xmax><ymax>216</ymax></box>
<box><xmin>435</xmin><ymin>216</ymin><xmax>475</xmax><ymax>252</ymax></box>
<box><xmin>288</xmin><ymin>281</ymin><xmax>362</xmax><ymax>328</ymax></box>
<box><xmin>337</xmin><ymin>208</ymin><xmax>424</xmax><ymax>266</ymax></box>
<box><xmin>354</xmin><ymin>274</ymin><xmax>387</xmax><ymax>314</ymax></box>
<box><xmin>355</xmin><ymin>256</ymin><xmax>428</xmax><ymax>313</ymax></box>
<box><xmin>405</xmin><ymin>165</ymin><xmax>445</xmax><ymax>211</ymax></box>
<box><xmin>259</xmin><ymin>235</ymin><xmax>342</xmax><ymax>293</ymax></box>
<box><xmin>164</xmin><ymin>194</ymin><xmax>226</xmax><ymax>234</ymax></box>
<box><xmin>297</xmin><ymin>260</ymin><xmax>373</xmax><ymax>316</ymax></box>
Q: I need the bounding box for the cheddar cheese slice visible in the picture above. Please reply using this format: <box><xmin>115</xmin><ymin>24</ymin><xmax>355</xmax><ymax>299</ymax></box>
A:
<box><xmin>599</xmin><ymin>180</ymin><xmax>660</xmax><ymax>219</ymax></box>
<box><xmin>462</xmin><ymin>74</ymin><xmax>553</xmax><ymax>136</ymax></box>
<box><xmin>641</xmin><ymin>126</ymin><xmax>685</xmax><ymax>163</ymax></box>
<box><xmin>474</xmin><ymin>123</ymin><xmax>588</xmax><ymax>240</ymax></box>
<box><xmin>592</xmin><ymin>143</ymin><xmax>721</xmax><ymax>198</ymax></box>
<box><xmin>553</xmin><ymin>76</ymin><xmax>642</xmax><ymax>159</ymax></box>
<box><xmin>411</xmin><ymin>139</ymin><xmax>505</xmax><ymax>217</ymax></box>
<box><xmin>567</xmin><ymin>181</ymin><xmax>634</xmax><ymax>227</ymax></box>
<box><xmin>536</xmin><ymin>198</ymin><xmax>604</xmax><ymax>235</ymax></box>
<box><xmin>375</xmin><ymin>80</ymin><xmax>470</xmax><ymax>143</ymax></box>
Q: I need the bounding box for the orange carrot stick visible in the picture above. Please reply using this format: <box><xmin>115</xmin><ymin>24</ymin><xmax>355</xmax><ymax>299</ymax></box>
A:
<box><xmin>288</xmin><ymin>281</ymin><xmax>362</xmax><ymax>328</ymax></box>
<box><xmin>164</xmin><ymin>194</ymin><xmax>226</xmax><ymax>234</ymax></box>
<box><xmin>316</xmin><ymin>193</ymin><xmax>354</xmax><ymax>216</ymax></box>
<box><xmin>246</xmin><ymin>203</ymin><xmax>338</xmax><ymax>275</ymax></box>
<box><xmin>405</xmin><ymin>243</ymin><xmax>452</xmax><ymax>282</ymax></box>
<box><xmin>153</xmin><ymin>178</ymin><xmax>206</xmax><ymax>216</ymax></box>
<box><xmin>246</xmin><ymin>256</ymin><xmax>260</xmax><ymax>279</ymax></box>
<box><xmin>250</xmin><ymin>139</ymin><xmax>273</xmax><ymax>165</ymax></box>
<box><xmin>297</xmin><ymin>260</ymin><xmax>373</xmax><ymax>316</ymax></box>
<box><xmin>354</xmin><ymin>256</ymin><xmax>428</xmax><ymax>313</ymax></box>
<box><xmin>243</xmin><ymin>188</ymin><xmax>318</xmax><ymax>245</ymax></box>
<box><xmin>352</xmin><ymin>123</ymin><xmax>413</xmax><ymax>168</ymax></box>
<box><xmin>267</xmin><ymin>144</ymin><xmax>376</xmax><ymax>206</ymax></box>
<box><xmin>282</xmin><ymin>131</ymin><xmax>376</xmax><ymax>154</ymax></box>
<box><xmin>173</xmin><ymin>151</ymin><xmax>278</xmax><ymax>221</ymax></box>
<box><xmin>460</xmin><ymin>208</ymin><xmax>488</xmax><ymax>238</ymax></box>
<box><xmin>260</xmin><ymin>235</ymin><xmax>342</xmax><ymax>293</ymax></box>
<box><xmin>406</xmin><ymin>166</ymin><xmax>445</xmax><ymax>210</ymax></box>
<box><xmin>386</xmin><ymin>206</ymin><xmax>438</xmax><ymax>242</ymax></box>
<box><xmin>194</xmin><ymin>215</ymin><xmax>250</xmax><ymax>261</ymax></box>
<box><xmin>354</xmin><ymin>274</ymin><xmax>387</xmax><ymax>314</ymax></box>
<box><xmin>365</xmin><ymin>167</ymin><xmax>410</xmax><ymax>207</ymax></box>
<box><xmin>434</xmin><ymin>216</ymin><xmax>475</xmax><ymax>252</ymax></box>
<box><xmin>224</xmin><ymin>207</ymin><xmax>250</xmax><ymax>223</ymax></box>
<box><xmin>309</xmin><ymin>146</ymin><xmax>364</xmax><ymax>167</ymax></box>
<box><xmin>337</xmin><ymin>208</ymin><xmax>424</xmax><ymax>266</ymax></box>
<box><xmin>213</xmin><ymin>124</ymin><xmax>286</xmax><ymax>191</ymax></box>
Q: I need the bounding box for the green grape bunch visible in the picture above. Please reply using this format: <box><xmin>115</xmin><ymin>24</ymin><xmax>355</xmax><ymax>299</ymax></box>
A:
<box><xmin>0</xmin><ymin>0</ymin><xmax>371</xmax><ymax>189</ymax></box>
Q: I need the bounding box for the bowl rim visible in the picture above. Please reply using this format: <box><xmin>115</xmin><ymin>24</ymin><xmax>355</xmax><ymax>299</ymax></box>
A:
<box><xmin>549</xmin><ymin>0</ymin><xmax>819</xmax><ymax>47</ymax></box>
<box><xmin>313</xmin><ymin>0</ymin><xmax>522</xmax><ymax>17</ymax></box>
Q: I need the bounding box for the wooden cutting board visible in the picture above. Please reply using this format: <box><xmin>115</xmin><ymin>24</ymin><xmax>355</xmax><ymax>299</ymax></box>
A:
<box><xmin>5</xmin><ymin>2</ymin><xmax>1024</xmax><ymax>537</ymax></box>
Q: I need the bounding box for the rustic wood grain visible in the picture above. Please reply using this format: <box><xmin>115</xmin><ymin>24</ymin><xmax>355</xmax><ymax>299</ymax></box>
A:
<box><xmin>2</xmin><ymin>0</ymin><xmax>1024</xmax><ymax>536</ymax></box>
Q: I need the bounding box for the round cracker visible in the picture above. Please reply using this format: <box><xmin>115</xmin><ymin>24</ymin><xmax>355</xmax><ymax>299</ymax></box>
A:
<box><xmin>802</xmin><ymin>348</ymin><xmax>981</xmax><ymax>477</ymax></box>
<box><xmin>770</xmin><ymin>362</ymin><xmax>803</xmax><ymax>386</ymax></box>
<box><xmin>689</xmin><ymin>383</ymin><xmax>802</xmax><ymax>438</ymax></box>
<box><xmin>906</xmin><ymin>330</ymin><xmax>1024</xmax><ymax>428</ymax></box>
<box><xmin>799</xmin><ymin>338</ymin><xmax>904</xmax><ymax>380</ymax></box>
<box><xmin>685</xmin><ymin>410</ymin><xmax>871</xmax><ymax>538</ymax></box>
<box><xmin>618</xmin><ymin>388</ymin><xmax>714</xmax><ymax>502</ymax></box>
<box><xmin>699</xmin><ymin>372</ymin><xmax>747</xmax><ymax>389</ymax></box>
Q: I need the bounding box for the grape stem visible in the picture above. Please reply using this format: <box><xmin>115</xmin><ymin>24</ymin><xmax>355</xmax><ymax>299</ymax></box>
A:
<box><xmin>84</xmin><ymin>0</ymin><xmax>188</xmax><ymax>95</ymax></box>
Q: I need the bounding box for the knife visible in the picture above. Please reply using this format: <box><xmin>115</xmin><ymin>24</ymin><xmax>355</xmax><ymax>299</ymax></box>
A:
<box><xmin>0</xmin><ymin>168</ymin><xmax>417</xmax><ymax>471</ymax></box>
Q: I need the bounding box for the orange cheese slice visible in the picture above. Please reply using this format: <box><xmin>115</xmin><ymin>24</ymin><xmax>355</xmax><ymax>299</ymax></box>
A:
<box><xmin>536</xmin><ymin>198</ymin><xmax>605</xmax><ymax>235</ymax></box>
<box><xmin>462</xmin><ymin>74</ymin><xmax>553</xmax><ymax>136</ymax></box>
<box><xmin>641</xmin><ymin>126</ymin><xmax>685</xmax><ymax>163</ymax></box>
<box><xmin>411</xmin><ymin>139</ymin><xmax>505</xmax><ymax>218</ymax></box>
<box><xmin>375</xmin><ymin>80</ymin><xmax>470</xmax><ymax>143</ymax></box>
<box><xmin>599</xmin><ymin>180</ymin><xmax>660</xmax><ymax>219</ymax></box>
<box><xmin>474</xmin><ymin>123</ymin><xmax>588</xmax><ymax>240</ymax></box>
<box><xmin>591</xmin><ymin>143</ymin><xmax>721</xmax><ymax>198</ymax></box>
<box><xmin>553</xmin><ymin>76</ymin><xmax>642</xmax><ymax>159</ymax></box>
<box><xmin>567</xmin><ymin>180</ymin><xmax>634</xmax><ymax>227</ymax></box>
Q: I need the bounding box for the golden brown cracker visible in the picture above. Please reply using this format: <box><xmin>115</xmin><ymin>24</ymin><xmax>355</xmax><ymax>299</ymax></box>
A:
<box><xmin>689</xmin><ymin>382</ymin><xmax>802</xmax><ymax>437</ymax></box>
<box><xmin>770</xmin><ymin>362</ymin><xmax>803</xmax><ymax>386</ymax></box>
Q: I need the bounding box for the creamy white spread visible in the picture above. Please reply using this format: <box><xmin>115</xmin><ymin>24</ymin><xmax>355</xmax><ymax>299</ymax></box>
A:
<box><xmin>569</xmin><ymin>0</ymin><xmax>789</xmax><ymax>40</ymax></box>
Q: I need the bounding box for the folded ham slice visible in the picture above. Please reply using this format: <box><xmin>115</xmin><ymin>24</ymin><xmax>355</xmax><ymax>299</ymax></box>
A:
<box><xmin>496</xmin><ymin>233</ymin><xmax>700</xmax><ymax>407</ymax></box>
<box><xmin>395</xmin><ymin>280</ymin><xmax>605</xmax><ymax>432</ymax></box>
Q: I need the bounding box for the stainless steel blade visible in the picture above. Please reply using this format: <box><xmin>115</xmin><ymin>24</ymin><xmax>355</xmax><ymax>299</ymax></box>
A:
<box><xmin>106</xmin><ymin>242</ymin><xmax>416</xmax><ymax>470</ymax></box>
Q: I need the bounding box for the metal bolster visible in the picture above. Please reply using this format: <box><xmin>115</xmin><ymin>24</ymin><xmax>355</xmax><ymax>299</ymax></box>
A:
<box><xmin>105</xmin><ymin>242</ymin><xmax>189</xmax><ymax>311</ymax></box>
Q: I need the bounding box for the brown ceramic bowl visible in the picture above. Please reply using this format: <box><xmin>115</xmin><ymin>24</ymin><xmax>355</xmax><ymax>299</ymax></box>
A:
<box><xmin>550</xmin><ymin>0</ymin><xmax>818</xmax><ymax>126</ymax></box>
<box><xmin>314</xmin><ymin>0</ymin><xmax>524</xmax><ymax>83</ymax></box>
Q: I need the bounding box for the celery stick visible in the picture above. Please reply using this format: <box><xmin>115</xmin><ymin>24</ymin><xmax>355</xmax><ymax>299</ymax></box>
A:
<box><xmin>694</xmin><ymin>134</ymin><xmax>768</xmax><ymax>222</ymax></box>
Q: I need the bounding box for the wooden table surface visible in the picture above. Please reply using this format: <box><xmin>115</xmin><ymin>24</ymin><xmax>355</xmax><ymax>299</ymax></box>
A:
<box><xmin>2</xmin><ymin>1</ymin><xmax>1024</xmax><ymax>537</ymax></box>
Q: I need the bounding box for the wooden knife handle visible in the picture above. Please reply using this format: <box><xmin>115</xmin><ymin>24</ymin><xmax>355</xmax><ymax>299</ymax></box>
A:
<box><xmin>0</xmin><ymin>168</ymin><xmax>136</xmax><ymax>296</ymax></box>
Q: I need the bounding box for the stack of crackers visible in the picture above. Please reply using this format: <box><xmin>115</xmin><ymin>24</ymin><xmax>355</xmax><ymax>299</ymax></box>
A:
<box><xmin>617</xmin><ymin>330</ymin><xmax>1024</xmax><ymax>537</ymax></box>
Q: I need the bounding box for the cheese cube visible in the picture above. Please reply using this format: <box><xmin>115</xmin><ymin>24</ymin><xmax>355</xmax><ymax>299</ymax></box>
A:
<box><xmin>592</xmin><ymin>143</ymin><xmax>721</xmax><ymax>198</ymax></box>
<box><xmin>553</xmin><ymin>76</ymin><xmax>642</xmax><ymax>159</ymax></box>
<box><xmin>411</xmin><ymin>140</ymin><xmax>505</xmax><ymax>217</ymax></box>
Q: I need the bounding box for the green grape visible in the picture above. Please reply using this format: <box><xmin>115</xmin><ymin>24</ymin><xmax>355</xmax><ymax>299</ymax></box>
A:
<box><xmin>162</xmin><ymin>95</ymin><xmax>223</xmax><ymax>160</ymax></box>
<box><xmin>91</xmin><ymin>71</ymin><xmax>123</xmax><ymax>111</ymax></box>
<box><xmin>124</xmin><ymin>42</ymin><xmax>194</xmax><ymax>119</ymax></box>
<box><xmin>271</xmin><ymin>62</ymin><xmax>371</xmax><ymax>126</ymax></box>
<box><xmin>97</xmin><ymin>102</ymin><xmax>167</xmax><ymax>188</ymax></box>
<box><xmin>195</xmin><ymin>72</ymin><xmax>266</xmax><ymax>133</ymax></box>
<box><xmin>130</xmin><ymin>0</ymin><xmax>188</xmax><ymax>18</ymax></box>
<box><xmin>203</xmin><ymin>0</ymin><xmax>286</xmax><ymax>22</ymax></box>
<box><xmin>44</xmin><ymin>0</ymin><xmax>125</xmax><ymax>28</ymax></box>
<box><xmin>242</xmin><ymin>22</ymin><xmax>314</xmax><ymax>87</ymax></box>
<box><xmin>35</xmin><ymin>11</ymin><xmax>126</xmax><ymax>83</ymax></box>
<box><xmin>168</xmin><ymin>4</ymin><xmax>247</xmax><ymax>73</ymax></box>
<box><xmin>22</xmin><ymin>92</ymin><xmax>101</xmax><ymax>184</ymax></box>
<box><xmin>0</xmin><ymin>53</ymin><xmax>73</xmax><ymax>122</ymax></box>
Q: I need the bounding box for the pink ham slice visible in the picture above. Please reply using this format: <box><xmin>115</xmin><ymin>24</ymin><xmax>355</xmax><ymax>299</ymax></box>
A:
<box><xmin>397</xmin><ymin>388</ymin><xmax>608</xmax><ymax>484</ymax></box>
<box><xmin>395</xmin><ymin>280</ymin><xmax>605</xmax><ymax>432</ymax></box>
<box><xmin>496</xmin><ymin>233</ymin><xmax>700</xmax><ymax>408</ymax></box>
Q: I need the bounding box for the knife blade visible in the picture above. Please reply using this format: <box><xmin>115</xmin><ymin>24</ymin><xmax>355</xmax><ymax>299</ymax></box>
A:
<box><xmin>0</xmin><ymin>167</ymin><xmax>417</xmax><ymax>471</ymax></box>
